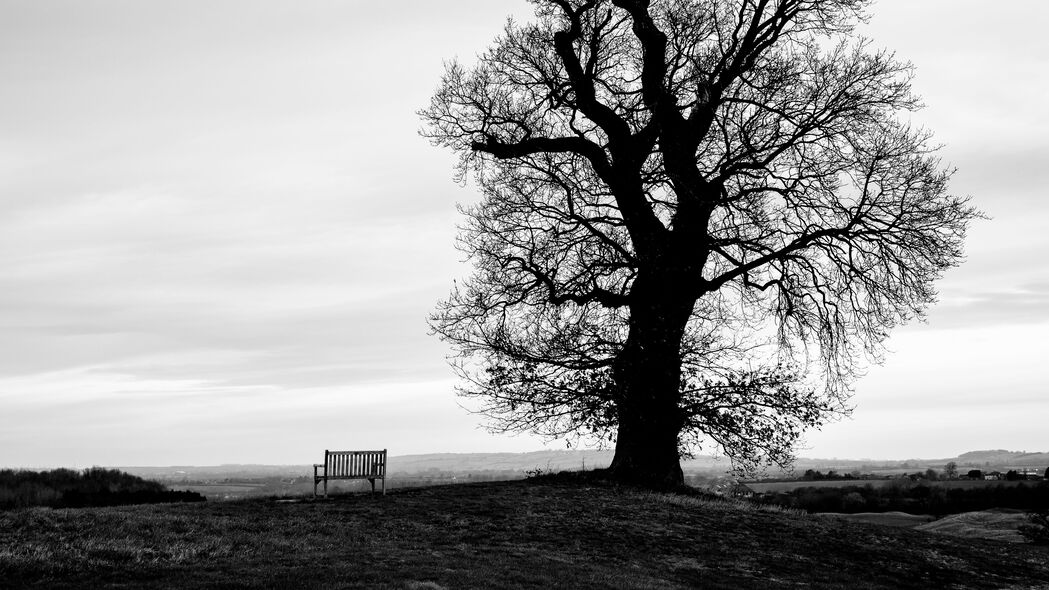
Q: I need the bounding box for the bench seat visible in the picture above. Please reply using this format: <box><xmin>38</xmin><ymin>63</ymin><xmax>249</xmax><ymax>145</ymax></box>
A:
<box><xmin>313</xmin><ymin>449</ymin><xmax>386</xmax><ymax>497</ymax></box>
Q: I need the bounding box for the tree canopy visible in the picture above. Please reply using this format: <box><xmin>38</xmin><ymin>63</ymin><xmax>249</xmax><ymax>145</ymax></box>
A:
<box><xmin>421</xmin><ymin>0</ymin><xmax>978</xmax><ymax>485</ymax></box>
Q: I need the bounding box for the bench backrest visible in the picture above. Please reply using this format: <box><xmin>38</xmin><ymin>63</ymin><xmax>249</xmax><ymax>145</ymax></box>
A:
<box><xmin>324</xmin><ymin>449</ymin><xmax>386</xmax><ymax>478</ymax></box>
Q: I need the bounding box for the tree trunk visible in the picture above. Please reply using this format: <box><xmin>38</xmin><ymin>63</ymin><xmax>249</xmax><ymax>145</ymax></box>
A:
<box><xmin>608</xmin><ymin>398</ymin><xmax>685</xmax><ymax>488</ymax></box>
<box><xmin>607</xmin><ymin>274</ymin><xmax>693</xmax><ymax>489</ymax></box>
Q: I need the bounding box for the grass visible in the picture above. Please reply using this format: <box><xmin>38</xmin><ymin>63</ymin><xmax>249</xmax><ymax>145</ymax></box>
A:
<box><xmin>2</xmin><ymin>475</ymin><xmax>1048</xmax><ymax>589</ymax></box>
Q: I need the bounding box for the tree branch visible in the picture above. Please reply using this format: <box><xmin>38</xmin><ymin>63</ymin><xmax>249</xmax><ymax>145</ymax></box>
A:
<box><xmin>473</xmin><ymin>134</ymin><xmax>613</xmax><ymax>178</ymax></box>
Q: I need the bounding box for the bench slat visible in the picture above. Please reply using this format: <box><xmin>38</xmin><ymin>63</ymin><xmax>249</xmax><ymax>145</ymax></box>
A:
<box><xmin>314</xmin><ymin>449</ymin><xmax>386</xmax><ymax>498</ymax></box>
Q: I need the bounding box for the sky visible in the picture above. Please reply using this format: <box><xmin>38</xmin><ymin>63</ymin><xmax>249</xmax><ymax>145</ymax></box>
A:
<box><xmin>1</xmin><ymin>1</ymin><xmax>1046</xmax><ymax>467</ymax></box>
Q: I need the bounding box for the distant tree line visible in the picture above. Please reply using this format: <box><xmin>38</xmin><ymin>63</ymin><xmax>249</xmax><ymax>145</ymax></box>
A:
<box><xmin>799</xmin><ymin>464</ymin><xmax>1047</xmax><ymax>483</ymax></box>
<box><xmin>800</xmin><ymin>470</ymin><xmax>862</xmax><ymax>481</ymax></box>
<box><xmin>960</xmin><ymin>468</ymin><xmax>1044</xmax><ymax>481</ymax></box>
<box><xmin>0</xmin><ymin>468</ymin><xmax>205</xmax><ymax>510</ymax></box>
<box><xmin>753</xmin><ymin>481</ymin><xmax>1049</xmax><ymax>516</ymax></box>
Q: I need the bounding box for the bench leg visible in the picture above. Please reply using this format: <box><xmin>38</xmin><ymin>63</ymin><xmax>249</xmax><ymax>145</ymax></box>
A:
<box><xmin>369</xmin><ymin>478</ymin><xmax>375</xmax><ymax>495</ymax></box>
<box><xmin>323</xmin><ymin>477</ymin><xmax>328</xmax><ymax>499</ymax></box>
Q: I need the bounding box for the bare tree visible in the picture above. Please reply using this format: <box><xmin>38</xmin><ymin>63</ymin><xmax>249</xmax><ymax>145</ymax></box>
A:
<box><xmin>943</xmin><ymin>461</ymin><xmax>958</xmax><ymax>480</ymax></box>
<box><xmin>421</xmin><ymin>0</ymin><xmax>978</xmax><ymax>487</ymax></box>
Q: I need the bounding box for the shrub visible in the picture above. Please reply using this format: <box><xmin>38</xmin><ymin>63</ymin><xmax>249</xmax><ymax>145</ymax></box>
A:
<box><xmin>841</xmin><ymin>491</ymin><xmax>866</xmax><ymax>512</ymax></box>
<box><xmin>1019</xmin><ymin>510</ymin><xmax>1049</xmax><ymax>545</ymax></box>
<box><xmin>0</xmin><ymin>468</ymin><xmax>204</xmax><ymax>510</ymax></box>
<box><xmin>751</xmin><ymin>481</ymin><xmax>1049</xmax><ymax>516</ymax></box>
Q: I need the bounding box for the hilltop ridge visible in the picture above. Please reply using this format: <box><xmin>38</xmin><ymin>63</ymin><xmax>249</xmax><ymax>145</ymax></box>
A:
<box><xmin>3</xmin><ymin>477</ymin><xmax>1048</xmax><ymax>589</ymax></box>
<box><xmin>956</xmin><ymin>449</ymin><xmax>1049</xmax><ymax>464</ymax></box>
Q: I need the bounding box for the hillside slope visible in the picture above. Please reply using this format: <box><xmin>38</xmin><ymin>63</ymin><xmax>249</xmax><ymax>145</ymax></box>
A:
<box><xmin>956</xmin><ymin>450</ymin><xmax>1049</xmax><ymax>466</ymax></box>
<box><xmin>2</xmin><ymin>477</ymin><xmax>1047</xmax><ymax>589</ymax></box>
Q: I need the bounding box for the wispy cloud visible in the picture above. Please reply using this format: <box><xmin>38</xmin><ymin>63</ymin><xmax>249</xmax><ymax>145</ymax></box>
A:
<box><xmin>924</xmin><ymin>283</ymin><xmax>1049</xmax><ymax>330</ymax></box>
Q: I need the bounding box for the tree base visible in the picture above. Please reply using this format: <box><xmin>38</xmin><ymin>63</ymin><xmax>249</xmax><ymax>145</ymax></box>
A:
<box><xmin>607</xmin><ymin>449</ymin><xmax>685</xmax><ymax>490</ymax></box>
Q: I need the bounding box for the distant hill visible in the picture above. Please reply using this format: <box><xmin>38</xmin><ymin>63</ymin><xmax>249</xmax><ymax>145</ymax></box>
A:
<box><xmin>115</xmin><ymin>448</ymin><xmax>1047</xmax><ymax>482</ymax></box>
<box><xmin>391</xmin><ymin>449</ymin><xmax>730</xmax><ymax>473</ymax></box>
<box><xmin>955</xmin><ymin>450</ymin><xmax>1049</xmax><ymax>466</ymax></box>
<box><xmin>120</xmin><ymin>464</ymin><xmax>314</xmax><ymax>482</ymax></box>
<box><xmin>118</xmin><ymin>450</ymin><xmax>731</xmax><ymax>481</ymax></box>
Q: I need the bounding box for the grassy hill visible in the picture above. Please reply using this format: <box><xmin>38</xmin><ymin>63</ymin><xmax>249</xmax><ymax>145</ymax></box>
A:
<box><xmin>956</xmin><ymin>450</ymin><xmax>1049</xmax><ymax>466</ymax></box>
<box><xmin>2</xmin><ymin>475</ymin><xmax>1047</xmax><ymax>589</ymax></box>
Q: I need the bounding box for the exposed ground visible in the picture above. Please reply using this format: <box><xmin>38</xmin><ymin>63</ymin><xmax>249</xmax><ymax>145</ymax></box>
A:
<box><xmin>916</xmin><ymin>509</ymin><xmax>1032</xmax><ymax>543</ymax></box>
<box><xmin>816</xmin><ymin>511</ymin><xmax>935</xmax><ymax>529</ymax></box>
<box><xmin>1</xmin><ymin>475</ymin><xmax>1047</xmax><ymax>589</ymax></box>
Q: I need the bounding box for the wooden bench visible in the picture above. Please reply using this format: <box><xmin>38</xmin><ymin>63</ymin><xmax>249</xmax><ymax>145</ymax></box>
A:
<box><xmin>313</xmin><ymin>449</ymin><xmax>387</xmax><ymax>498</ymax></box>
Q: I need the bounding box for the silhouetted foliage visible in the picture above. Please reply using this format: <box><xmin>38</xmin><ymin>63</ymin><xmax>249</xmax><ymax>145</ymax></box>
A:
<box><xmin>801</xmin><ymin>469</ymin><xmax>858</xmax><ymax>481</ymax></box>
<box><xmin>0</xmin><ymin>468</ymin><xmax>205</xmax><ymax>510</ymax></box>
<box><xmin>967</xmin><ymin>469</ymin><xmax>983</xmax><ymax>480</ymax></box>
<box><xmin>1019</xmin><ymin>509</ymin><xmax>1049</xmax><ymax>545</ymax></box>
<box><xmin>421</xmin><ymin>0</ymin><xmax>979</xmax><ymax>486</ymax></box>
<box><xmin>943</xmin><ymin>462</ymin><xmax>957</xmax><ymax>479</ymax></box>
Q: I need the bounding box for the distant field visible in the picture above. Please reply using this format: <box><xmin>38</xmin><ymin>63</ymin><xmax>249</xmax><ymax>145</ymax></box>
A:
<box><xmin>747</xmin><ymin>479</ymin><xmax>895</xmax><ymax>492</ymax></box>
<box><xmin>169</xmin><ymin>475</ymin><xmax>523</xmax><ymax>500</ymax></box>
<box><xmin>173</xmin><ymin>484</ymin><xmax>269</xmax><ymax>496</ymax></box>
<box><xmin>745</xmin><ymin>479</ymin><xmax>1034</xmax><ymax>493</ymax></box>
<box><xmin>818</xmin><ymin>509</ymin><xmax>1032</xmax><ymax>542</ymax></box>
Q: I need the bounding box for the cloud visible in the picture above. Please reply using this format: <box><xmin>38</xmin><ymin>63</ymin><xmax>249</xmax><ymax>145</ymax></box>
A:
<box><xmin>913</xmin><ymin>282</ymin><xmax>1049</xmax><ymax>331</ymax></box>
<box><xmin>0</xmin><ymin>368</ymin><xmax>539</xmax><ymax>466</ymax></box>
<box><xmin>2</xmin><ymin>0</ymin><xmax>1048</xmax><ymax>466</ymax></box>
<box><xmin>0</xmin><ymin>180</ymin><xmax>464</xmax><ymax>384</ymax></box>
